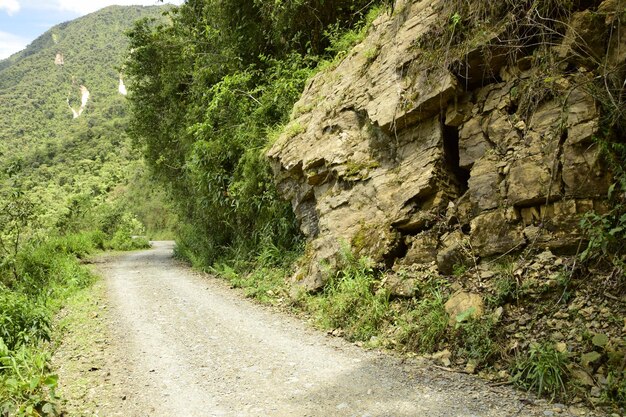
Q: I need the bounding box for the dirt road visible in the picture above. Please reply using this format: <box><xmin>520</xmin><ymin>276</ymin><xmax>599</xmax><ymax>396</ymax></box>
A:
<box><xmin>53</xmin><ymin>242</ymin><xmax>601</xmax><ymax>417</ymax></box>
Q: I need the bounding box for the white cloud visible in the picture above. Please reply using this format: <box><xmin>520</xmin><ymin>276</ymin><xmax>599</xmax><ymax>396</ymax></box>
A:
<box><xmin>56</xmin><ymin>0</ymin><xmax>183</xmax><ymax>15</ymax></box>
<box><xmin>0</xmin><ymin>0</ymin><xmax>20</xmax><ymax>15</ymax></box>
<box><xmin>0</xmin><ymin>30</ymin><xmax>28</xmax><ymax>59</ymax></box>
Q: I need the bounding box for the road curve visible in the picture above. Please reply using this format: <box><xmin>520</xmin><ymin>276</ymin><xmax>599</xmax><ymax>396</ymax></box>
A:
<box><xmin>64</xmin><ymin>242</ymin><xmax>593</xmax><ymax>417</ymax></box>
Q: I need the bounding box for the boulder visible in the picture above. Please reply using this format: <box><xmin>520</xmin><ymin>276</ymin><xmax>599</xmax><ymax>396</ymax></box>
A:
<box><xmin>444</xmin><ymin>291</ymin><xmax>485</xmax><ymax>326</ymax></box>
<box><xmin>506</xmin><ymin>156</ymin><xmax>555</xmax><ymax>206</ymax></box>
<box><xmin>382</xmin><ymin>273</ymin><xmax>419</xmax><ymax>298</ymax></box>
<box><xmin>437</xmin><ymin>230</ymin><xmax>472</xmax><ymax>275</ymax></box>
<box><xmin>401</xmin><ymin>231</ymin><xmax>438</xmax><ymax>266</ymax></box>
<box><xmin>470</xmin><ymin>209</ymin><xmax>526</xmax><ymax>257</ymax></box>
<box><xmin>562</xmin><ymin>142</ymin><xmax>612</xmax><ymax>198</ymax></box>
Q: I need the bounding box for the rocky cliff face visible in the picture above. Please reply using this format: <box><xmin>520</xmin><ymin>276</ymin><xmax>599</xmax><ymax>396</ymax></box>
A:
<box><xmin>268</xmin><ymin>0</ymin><xmax>625</xmax><ymax>291</ymax></box>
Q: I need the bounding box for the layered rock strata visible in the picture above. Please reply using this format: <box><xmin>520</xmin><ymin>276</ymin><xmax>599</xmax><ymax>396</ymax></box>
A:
<box><xmin>267</xmin><ymin>0</ymin><xmax>624</xmax><ymax>291</ymax></box>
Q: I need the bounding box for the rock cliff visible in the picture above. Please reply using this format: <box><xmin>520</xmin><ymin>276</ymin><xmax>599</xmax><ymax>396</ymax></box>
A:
<box><xmin>268</xmin><ymin>0</ymin><xmax>625</xmax><ymax>291</ymax></box>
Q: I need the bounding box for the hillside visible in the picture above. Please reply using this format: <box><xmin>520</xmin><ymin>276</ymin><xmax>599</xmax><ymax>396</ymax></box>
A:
<box><xmin>268</xmin><ymin>0</ymin><xmax>626</xmax><ymax>408</ymax></box>
<box><xmin>0</xmin><ymin>5</ymin><xmax>173</xmax><ymax>234</ymax></box>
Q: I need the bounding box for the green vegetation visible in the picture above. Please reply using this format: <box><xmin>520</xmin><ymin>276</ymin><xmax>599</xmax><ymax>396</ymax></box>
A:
<box><xmin>486</xmin><ymin>262</ymin><xmax>520</xmax><ymax>307</ymax></box>
<box><xmin>0</xmin><ymin>225</ymin><xmax>149</xmax><ymax>415</ymax></box>
<box><xmin>0</xmin><ymin>0</ymin><xmax>620</xmax><ymax>412</ymax></box>
<box><xmin>306</xmin><ymin>245</ymin><xmax>390</xmax><ymax>341</ymax></box>
<box><xmin>125</xmin><ymin>0</ymin><xmax>389</xmax><ymax>270</ymax></box>
<box><xmin>455</xmin><ymin>316</ymin><xmax>499</xmax><ymax>368</ymax></box>
<box><xmin>0</xmin><ymin>170</ymin><xmax>150</xmax><ymax>415</ymax></box>
<box><xmin>397</xmin><ymin>289</ymin><xmax>449</xmax><ymax>353</ymax></box>
<box><xmin>512</xmin><ymin>342</ymin><xmax>570</xmax><ymax>399</ymax></box>
<box><xmin>580</xmin><ymin>139</ymin><xmax>626</xmax><ymax>275</ymax></box>
<box><xmin>211</xmin><ymin>243</ymin><xmax>302</xmax><ymax>305</ymax></box>
<box><xmin>0</xmin><ymin>5</ymin><xmax>176</xmax><ymax>241</ymax></box>
<box><xmin>1</xmin><ymin>232</ymin><xmax>95</xmax><ymax>415</ymax></box>
<box><xmin>0</xmin><ymin>5</ymin><xmax>174</xmax><ymax>414</ymax></box>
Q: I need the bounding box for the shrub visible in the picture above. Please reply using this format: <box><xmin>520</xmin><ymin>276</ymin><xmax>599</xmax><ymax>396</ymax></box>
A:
<box><xmin>107</xmin><ymin>212</ymin><xmax>150</xmax><ymax>251</ymax></box>
<box><xmin>0</xmin><ymin>292</ymin><xmax>49</xmax><ymax>351</ymax></box>
<box><xmin>0</xmin><ymin>232</ymin><xmax>103</xmax><ymax>415</ymax></box>
<box><xmin>13</xmin><ymin>239</ymin><xmax>94</xmax><ymax>297</ymax></box>
<box><xmin>0</xmin><ymin>342</ymin><xmax>59</xmax><ymax>416</ymax></box>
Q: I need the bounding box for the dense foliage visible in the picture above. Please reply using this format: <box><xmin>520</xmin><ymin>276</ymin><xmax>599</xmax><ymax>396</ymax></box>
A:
<box><xmin>126</xmin><ymin>0</ymin><xmax>386</xmax><ymax>267</ymax></box>
<box><xmin>0</xmin><ymin>6</ymin><xmax>175</xmax><ymax>415</ymax></box>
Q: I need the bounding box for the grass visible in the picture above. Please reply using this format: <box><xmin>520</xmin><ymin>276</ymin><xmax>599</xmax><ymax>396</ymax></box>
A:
<box><xmin>300</xmin><ymin>245</ymin><xmax>390</xmax><ymax>341</ymax></box>
<box><xmin>216</xmin><ymin>263</ymin><xmax>289</xmax><ymax>305</ymax></box>
<box><xmin>397</xmin><ymin>289</ymin><xmax>449</xmax><ymax>353</ymax></box>
<box><xmin>317</xmin><ymin>5</ymin><xmax>388</xmax><ymax>71</ymax></box>
<box><xmin>455</xmin><ymin>316</ymin><xmax>499</xmax><ymax>368</ymax></box>
<box><xmin>604</xmin><ymin>371</ymin><xmax>626</xmax><ymax>407</ymax></box>
<box><xmin>512</xmin><ymin>342</ymin><xmax>570</xmax><ymax>399</ymax></box>
<box><xmin>486</xmin><ymin>261</ymin><xmax>521</xmax><ymax>307</ymax></box>
<box><xmin>205</xmin><ymin>240</ymin><xmax>622</xmax><ymax>410</ymax></box>
<box><xmin>213</xmin><ymin>243</ymin><xmax>392</xmax><ymax>342</ymax></box>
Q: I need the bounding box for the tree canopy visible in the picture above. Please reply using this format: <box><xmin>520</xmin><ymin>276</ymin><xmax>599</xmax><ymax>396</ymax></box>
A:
<box><xmin>126</xmin><ymin>0</ymin><xmax>386</xmax><ymax>266</ymax></box>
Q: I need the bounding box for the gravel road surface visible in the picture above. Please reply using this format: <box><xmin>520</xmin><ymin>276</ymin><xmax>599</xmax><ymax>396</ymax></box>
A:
<box><xmin>53</xmin><ymin>242</ymin><xmax>605</xmax><ymax>417</ymax></box>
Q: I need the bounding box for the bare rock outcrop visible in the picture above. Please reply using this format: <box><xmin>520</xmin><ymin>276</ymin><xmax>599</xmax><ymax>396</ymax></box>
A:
<box><xmin>268</xmin><ymin>0</ymin><xmax>623</xmax><ymax>292</ymax></box>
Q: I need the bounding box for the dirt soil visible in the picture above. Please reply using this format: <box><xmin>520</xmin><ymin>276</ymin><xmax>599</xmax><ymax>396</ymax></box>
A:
<box><xmin>52</xmin><ymin>242</ymin><xmax>607</xmax><ymax>417</ymax></box>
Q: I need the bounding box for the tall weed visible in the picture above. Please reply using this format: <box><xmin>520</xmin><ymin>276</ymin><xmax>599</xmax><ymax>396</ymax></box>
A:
<box><xmin>308</xmin><ymin>246</ymin><xmax>390</xmax><ymax>341</ymax></box>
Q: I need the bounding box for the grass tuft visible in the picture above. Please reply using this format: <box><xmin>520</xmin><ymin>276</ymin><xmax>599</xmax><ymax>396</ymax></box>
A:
<box><xmin>512</xmin><ymin>342</ymin><xmax>570</xmax><ymax>398</ymax></box>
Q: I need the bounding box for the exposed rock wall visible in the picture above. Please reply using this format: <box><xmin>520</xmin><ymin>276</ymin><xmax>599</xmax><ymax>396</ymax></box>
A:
<box><xmin>267</xmin><ymin>0</ymin><xmax>625</xmax><ymax>291</ymax></box>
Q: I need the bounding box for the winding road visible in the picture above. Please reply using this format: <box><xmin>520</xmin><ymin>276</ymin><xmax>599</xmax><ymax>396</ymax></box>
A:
<box><xmin>53</xmin><ymin>242</ymin><xmax>599</xmax><ymax>417</ymax></box>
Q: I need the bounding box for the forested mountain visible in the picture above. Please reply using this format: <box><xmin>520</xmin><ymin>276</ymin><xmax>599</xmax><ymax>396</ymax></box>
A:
<box><xmin>0</xmin><ymin>5</ymin><xmax>173</xmax><ymax>234</ymax></box>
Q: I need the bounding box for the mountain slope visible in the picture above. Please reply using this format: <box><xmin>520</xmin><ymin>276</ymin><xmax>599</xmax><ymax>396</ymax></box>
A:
<box><xmin>0</xmin><ymin>5</ymin><xmax>173</xmax><ymax>233</ymax></box>
<box><xmin>0</xmin><ymin>6</ymin><xmax>166</xmax><ymax>143</ymax></box>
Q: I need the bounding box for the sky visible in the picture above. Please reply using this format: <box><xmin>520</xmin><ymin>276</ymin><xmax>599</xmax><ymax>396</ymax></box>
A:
<box><xmin>0</xmin><ymin>0</ymin><xmax>183</xmax><ymax>59</ymax></box>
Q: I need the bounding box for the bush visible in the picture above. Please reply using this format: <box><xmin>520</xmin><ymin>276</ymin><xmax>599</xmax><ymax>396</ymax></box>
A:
<box><xmin>0</xmin><ymin>292</ymin><xmax>49</xmax><ymax>352</ymax></box>
<box><xmin>0</xmin><ymin>342</ymin><xmax>59</xmax><ymax>416</ymax></box>
<box><xmin>106</xmin><ymin>212</ymin><xmax>150</xmax><ymax>251</ymax></box>
<box><xmin>0</xmin><ymin>232</ymin><xmax>102</xmax><ymax>416</ymax></box>
<box><xmin>13</xmin><ymin>238</ymin><xmax>94</xmax><ymax>297</ymax></box>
